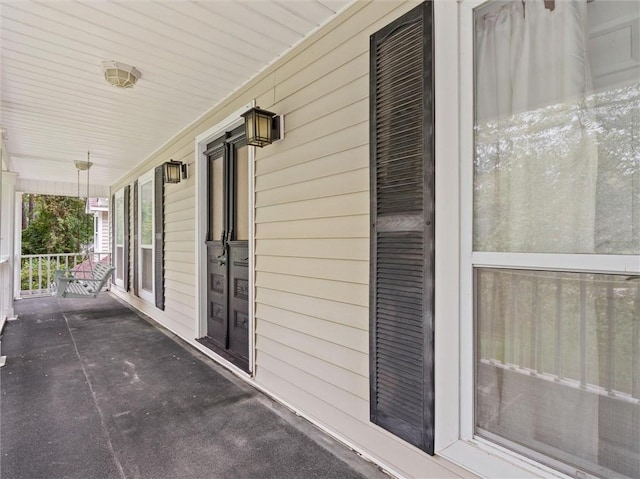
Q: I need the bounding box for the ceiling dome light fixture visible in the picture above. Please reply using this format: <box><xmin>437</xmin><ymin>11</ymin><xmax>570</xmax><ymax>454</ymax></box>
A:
<box><xmin>101</xmin><ymin>61</ymin><xmax>141</xmax><ymax>89</ymax></box>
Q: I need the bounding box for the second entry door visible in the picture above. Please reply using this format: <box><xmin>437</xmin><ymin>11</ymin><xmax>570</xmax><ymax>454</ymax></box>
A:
<box><xmin>203</xmin><ymin>126</ymin><xmax>250</xmax><ymax>372</ymax></box>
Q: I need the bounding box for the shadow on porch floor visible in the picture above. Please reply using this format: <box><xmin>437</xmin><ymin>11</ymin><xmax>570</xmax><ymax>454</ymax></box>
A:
<box><xmin>0</xmin><ymin>293</ymin><xmax>387</xmax><ymax>479</ymax></box>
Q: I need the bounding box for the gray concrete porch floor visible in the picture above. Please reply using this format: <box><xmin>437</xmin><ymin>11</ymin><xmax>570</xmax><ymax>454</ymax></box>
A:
<box><xmin>1</xmin><ymin>293</ymin><xmax>387</xmax><ymax>479</ymax></box>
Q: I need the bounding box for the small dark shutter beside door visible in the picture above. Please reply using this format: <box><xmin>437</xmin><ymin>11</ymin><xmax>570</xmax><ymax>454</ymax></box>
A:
<box><xmin>111</xmin><ymin>194</ymin><xmax>116</xmax><ymax>282</ymax></box>
<box><xmin>132</xmin><ymin>179</ymin><xmax>139</xmax><ymax>296</ymax></box>
<box><xmin>154</xmin><ymin>166</ymin><xmax>165</xmax><ymax>310</ymax></box>
<box><xmin>123</xmin><ymin>185</ymin><xmax>130</xmax><ymax>292</ymax></box>
<box><xmin>369</xmin><ymin>1</ymin><xmax>435</xmax><ymax>454</ymax></box>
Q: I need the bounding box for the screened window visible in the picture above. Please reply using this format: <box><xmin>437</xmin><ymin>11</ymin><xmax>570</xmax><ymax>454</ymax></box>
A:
<box><xmin>138</xmin><ymin>173</ymin><xmax>154</xmax><ymax>302</ymax></box>
<box><xmin>114</xmin><ymin>193</ymin><xmax>125</xmax><ymax>283</ymax></box>
<box><xmin>472</xmin><ymin>1</ymin><xmax>639</xmax><ymax>478</ymax></box>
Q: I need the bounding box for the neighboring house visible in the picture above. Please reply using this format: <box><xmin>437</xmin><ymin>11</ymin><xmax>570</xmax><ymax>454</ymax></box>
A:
<box><xmin>1</xmin><ymin>1</ymin><xmax>638</xmax><ymax>479</ymax></box>
<box><xmin>86</xmin><ymin>197</ymin><xmax>109</xmax><ymax>254</ymax></box>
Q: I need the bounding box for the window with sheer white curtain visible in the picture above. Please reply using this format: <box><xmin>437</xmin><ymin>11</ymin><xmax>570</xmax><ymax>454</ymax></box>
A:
<box><xmin>472</xmin><ymin>1</ymin><xmax>639</xmax><ymax>478</ymax></box>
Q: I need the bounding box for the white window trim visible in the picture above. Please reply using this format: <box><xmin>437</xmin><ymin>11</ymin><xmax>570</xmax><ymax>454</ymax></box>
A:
<box><xmin>472</xmin><ymin>252</ymin><xmax>640</xmax><ymax>274</ymax></box>
<box><xmin>433</xmin><ymin>0</ymin><xmax>462</xmax><ymax>454</ymax></box>
<box><xmin>138</xmin><ymin>170</ymin><xmax>154</xmax><ymax>304</ymax></box>
<box><xmin>437</xmin><ymin>1</ymin><xmax>640</xmax><ymax>478</ymax></box>
<box><xmin>113</xmin><ymin>188</ymin><xmax>125</xmax><ymax>289</ymax></box>
<box><xmin>194</xmin><ymin>102</ymin><xmax>255</xmax><ymax>377</ymax></box>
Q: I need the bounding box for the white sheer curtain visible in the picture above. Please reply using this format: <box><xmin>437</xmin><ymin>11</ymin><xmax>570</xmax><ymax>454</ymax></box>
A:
<box><xmin>473</xmin><ymin>3</ymin><xmax>640</xmax><ymax>477</ymax></box>
<box><xmin>474</xmin><ymin>0</ymin><xmax>598</xmax><ymax>253</ymax></box>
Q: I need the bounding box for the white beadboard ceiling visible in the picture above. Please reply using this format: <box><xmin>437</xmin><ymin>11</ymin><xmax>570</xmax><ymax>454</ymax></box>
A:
<box><xmin>0</xmin><ymin>0</ymin><xmax>351</xmax><ymax>192</ymax></box>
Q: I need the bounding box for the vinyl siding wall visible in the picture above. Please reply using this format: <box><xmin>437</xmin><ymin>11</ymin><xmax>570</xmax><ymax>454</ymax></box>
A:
<box><xmin>99</xmin><ymin>210</ymin><xmax>109</xmax><ymax>253</ymax></box>
<box><xmin>110</xmin><ymin>2</ymin><xmax>468</xmax><ymax>477</ymax></box>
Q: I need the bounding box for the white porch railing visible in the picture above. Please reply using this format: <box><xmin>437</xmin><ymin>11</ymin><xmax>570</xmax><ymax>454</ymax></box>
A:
<box><xmin>477</xmin><ymin>269</ymin><xmax>640</xmax><ymax>402</ymax></box>
<box><xmin>20</xmin><ymin>252</ymin><xmax>112</xmax><ymax>297</ymax></box>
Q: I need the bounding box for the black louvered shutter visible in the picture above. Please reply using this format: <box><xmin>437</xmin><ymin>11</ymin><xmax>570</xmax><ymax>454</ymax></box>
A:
<box><xmin>369</xmin><ymin>1</ymin><xmax>435</xmax><ymax>454</ymax></box>
<box><xmin>123</xmin><ymin>185</ymin><xmax>130</xmax><ymax>292</ymax></box>
<box><xmin>132</xmin><ymin>179</ymin><xmax>139</xmax><ymax>296</ymax></box>
<box><xmin>154</xmin><ymin>166</ymin><xmax>165</xmax><ymax>310</ymax></box>
<box><xmin>111</xmin><ymin>194</ymin><xmax>116</xmax><ymax>283</ymax></box>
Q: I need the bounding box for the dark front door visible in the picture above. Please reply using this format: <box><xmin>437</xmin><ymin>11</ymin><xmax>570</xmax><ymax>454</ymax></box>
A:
<box><xmin>203</xmin><ymin>126</ymin><xmax>250</xmax><ymax>372</ymax></box>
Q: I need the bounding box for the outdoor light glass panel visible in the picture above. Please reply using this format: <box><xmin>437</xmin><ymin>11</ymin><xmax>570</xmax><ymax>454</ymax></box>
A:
<box><xmin>241</xmin><ymin>107</ymin><xmax>279</xmax><ymax>147</ymax></box>
<box><xmin>163</xmin><ymin>161</ymin><xmax>183</xmax><ymax>184</ymax></box>
<box><xmin>101</xmin><ymin>61</ymin><xmax>141</xmax><ymax>89</ymax></box>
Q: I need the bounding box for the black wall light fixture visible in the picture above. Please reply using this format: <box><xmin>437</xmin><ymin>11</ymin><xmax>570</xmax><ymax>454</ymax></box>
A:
<box><xmin>241</xmin><ymin>107</ymin><xmax>283</xmax><ymax>147</ymax></box>
<box><xmin>163</xmin><ymin>160</ymin><xmax>188</xmax><ymax>184</ymax></box>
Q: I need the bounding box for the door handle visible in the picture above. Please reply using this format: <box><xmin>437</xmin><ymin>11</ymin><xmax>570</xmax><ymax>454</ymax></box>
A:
<box><xmin>215</xmin><ymin>253</ymin><xmax>226</xmax><ymax>266</ymax></box>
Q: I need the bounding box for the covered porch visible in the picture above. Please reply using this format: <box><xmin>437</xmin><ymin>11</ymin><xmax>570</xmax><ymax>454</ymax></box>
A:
<box><xmin>2</xmin><ymin>1</ymin><xmax>639</xmax><ymax>478</ymax></box>
<box><xmin>0</xmin><ymin>293</ymin><xmax>386</xmax><ymax>479</ymax></box>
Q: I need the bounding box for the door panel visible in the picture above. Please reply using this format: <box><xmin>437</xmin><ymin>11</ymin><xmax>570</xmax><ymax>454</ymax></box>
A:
<box><xmin>235</xmin><ymin>144</ymin><xmax>249</xmax><ymax>241</ymax></box>
<box><xmin>228</xmin><ymin>241</ymin><xmax>249</xmax><ymax>370</ymax></box>
<box><xmin>210</xmin><ymin>154</ymin><xmax>225</xmax><ymax>242</ymax></box>
<box><xmin>203</xmin><ymin>129</ymin><xmax>250</xmax><ymax>372</ymax></box>
<box><xmin>206</xmin><ymin>241</ymin><xmax>227</xmax><ymax>349</ymax></box>
<box><xmin>206</xmin><ymin>151</ymin><xmax>228</xmax><ymax>349</ymax></box>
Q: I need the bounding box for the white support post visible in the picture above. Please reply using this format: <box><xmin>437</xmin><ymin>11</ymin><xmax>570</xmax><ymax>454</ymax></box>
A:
<box><xmin>14</xmin><ymin>191</ymin><xmax>22</xmax><ymax>301</ymax></box>
<box><xmin>1</xmin><ymin>170</ymin><xmax>18</xmax><ymax>321</ymax></box>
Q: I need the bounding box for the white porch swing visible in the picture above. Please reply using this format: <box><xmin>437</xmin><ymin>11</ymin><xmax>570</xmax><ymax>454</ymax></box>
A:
<box><xmin>50</xmin><ymin>153</ymin><xmax>114</xmax><ymax>298</ymax></box>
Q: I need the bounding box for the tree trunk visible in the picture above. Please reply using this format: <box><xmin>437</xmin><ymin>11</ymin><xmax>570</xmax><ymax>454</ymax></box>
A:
<box><xmin>22</xmin><ymin>196</ymin><xmax>27</xmax><ymax>229</ymax></box>
<box><xmin>28</xmin><ymin>194</ymin><xmax>34</xmax><ymax>222</ymax></box>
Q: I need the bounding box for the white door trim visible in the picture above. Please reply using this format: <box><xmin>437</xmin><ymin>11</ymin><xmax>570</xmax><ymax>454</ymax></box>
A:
<box><xmin>194</xmin><ymin>102</ymin><xmax>255</xmax><ymax>375</ymax></box>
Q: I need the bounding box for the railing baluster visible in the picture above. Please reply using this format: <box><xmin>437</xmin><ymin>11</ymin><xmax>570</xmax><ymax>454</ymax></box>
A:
<box><xmin>579</xmin><ymin>279</ymin><xmax>587</xmax><ymax>388</ymax></box>
<box><xmin>555</xmin><ymin>277</ymin><xmax>563</xmax><ymax>381</ymax></box>
<box><xmin>537</xmin><ymin>277</ymin><xmax>544</xmax><ymax>375</ymax></box>
<box><xmin>633</xmin><ymin>283</ymin><xmax>639</xmax><ymax>400</ymax></box>
<box><xmin>606</xmin><ymin>283</ymin><xmax>615</xmax><ymax>395</ymax></box>
<box><xmin>531</xmin><ymin>276</ymin><xmax>539</xmax><ymax>375</ymax></box>
<box><xmin>46</xmin><ymin>255</ymin><xmax>51</xmax><ymax>291</ymax></box>
<box><xmin>38</xmin><ymin>257</ymin><xmax>42</xmax><ymax>293</ymax></box>
<box><xmin>520</xmin><ymin>278</ymin><xmax>526</xmax><ymax>368</ymax></box>
<box><xmin>28</xmin><ymin>258</ymin><xmax>33</xmax><ymax>296</ymax></box>
<box><xmin>491</xmin><ymin>270</ymin><xmax>500</xmax><ymax>363</ymax></box>
<box><xmin>486</xmin><ymin>270</ymin><xmax>493</xmax><ymax>363</ymax></box>
<box><xmin>509</xmin><ymin>275</ymin><xmax>519</xmax><ymax>368</ymax></box>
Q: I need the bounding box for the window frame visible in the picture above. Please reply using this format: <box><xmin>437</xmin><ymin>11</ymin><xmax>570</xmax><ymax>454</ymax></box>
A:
<box><xmin>137</xmin><ymin>170</ymin><xmax>155</xmax><ymax>304</ymax></box>
<box><xmin>436</xmin><ymin>1</ymin><xmax>640</xmax><ymax>478</ymax></box>
<box><xmin>113</xmin><ymin>188</ymin><xmax>126</xmax><ymax>289</ymax></box>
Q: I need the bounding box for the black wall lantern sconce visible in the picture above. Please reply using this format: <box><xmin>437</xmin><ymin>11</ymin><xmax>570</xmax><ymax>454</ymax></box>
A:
<box><xmin>241</xmin><ymin>107</ymin><xmax>283</xmax><ymax>147</ymax></box>
<box><xmin>163</xmin><ymin>160</ymin><xmax>188</xmax><ymax>184</ymax></box>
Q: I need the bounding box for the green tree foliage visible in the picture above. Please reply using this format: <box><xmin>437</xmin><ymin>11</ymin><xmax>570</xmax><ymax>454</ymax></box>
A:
<box><xmin>22</xmin><ymin>195</ymin><xmax>94</xmax><ymax>254</ymax></box>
